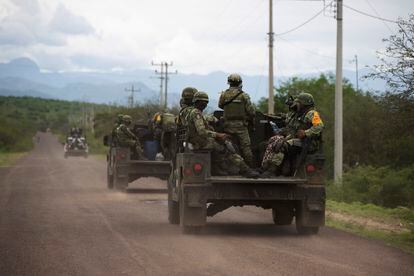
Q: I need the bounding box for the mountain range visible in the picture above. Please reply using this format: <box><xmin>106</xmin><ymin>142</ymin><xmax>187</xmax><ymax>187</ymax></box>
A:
<box><xmin>0</xmin><ymin>57</ymin><xmax>385</xmax><ymax>106</ymax></box>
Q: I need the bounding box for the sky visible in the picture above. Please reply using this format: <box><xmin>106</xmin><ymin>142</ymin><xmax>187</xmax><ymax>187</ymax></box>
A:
<box><xmin>0</xmin><ymin>0</ymin><xmax>412</xmax><ymax>76</ymax></box>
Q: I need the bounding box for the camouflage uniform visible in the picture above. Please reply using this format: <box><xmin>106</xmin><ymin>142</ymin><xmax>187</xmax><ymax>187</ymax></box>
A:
<box><xmin>188</xmin><ymin>91</ymin><xmax>258</xmax><ymax>177</ymax></box>
<box><xmin>177</xmin><ymin>87</ymin><xmax>198</xmax><ymax>128</ymax></box>
<box><xmin>218</xmin><ymin>74</ymin><xmax>255</xmax><ymax>166</ymax></box>
<box><xmin>262</xmin><ymin>93</ymin><xmax>324</xmax><ymax>174</ymax></box>
<box><xmin>116</xmin><ymin>115</ymin><xmax>145</xmax><ymax>159</ymax></box>
<box><xmin>111</xmin><ymin>114</ymin><xmax>123</xmax><ymax>146</ymax></box>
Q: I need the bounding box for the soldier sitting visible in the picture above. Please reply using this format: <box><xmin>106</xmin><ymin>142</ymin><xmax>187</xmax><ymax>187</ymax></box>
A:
<box><xmin>187</xmin><ymin>91</ymin><xmax>259</xmax><ymax>178</ymax></box>
<box><xmin>116</xmin><ymin>115</ymin><xmax>146</xmax><ymax>160</ymax></box>
<box><xmin>261</xmin><ymin>92</ymin><xmax>324</xmax><ymax>178</ymax></box>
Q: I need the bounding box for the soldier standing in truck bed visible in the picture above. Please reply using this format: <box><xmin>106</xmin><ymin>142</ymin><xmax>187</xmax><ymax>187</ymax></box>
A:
<box><xmin>218</xmin><ymin>73</ymin><xmax>256</xmax><ymax>167</ymax></box>
<box><xmin>188</xmin><ymin>91</ymin><xmax>259</xmax><ymax>178</ymax></box>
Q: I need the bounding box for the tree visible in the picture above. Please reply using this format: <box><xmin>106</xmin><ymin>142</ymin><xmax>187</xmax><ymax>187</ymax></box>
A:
<box><xmin>367</xmin><ymin>14</ymin><xmax>414</xmax><ymax>97</ymax></box>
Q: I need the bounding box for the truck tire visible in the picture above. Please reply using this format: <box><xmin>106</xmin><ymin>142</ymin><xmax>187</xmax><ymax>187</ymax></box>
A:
<box><xmin>114</xmin><ymin>176</ymin><xmax>128</xmax><ymax>191</ymax></box>
<box><xmin>272</xmin><ymin>204</ymin><xmax>294</xmax><ymax>225</ymax></box>
<box><xmin>168</xmin><ymin>172</ymin><xmax>180</xmax><ymax>224</ymax></box>
<box><xmin>107</xmin><ymin>165</ymin><xmax>114</xmax><ymax>189</ymax></box>
<box><xmin>179</xmin><ymin>189</ymin><xmax>205</xmax><ymax>234</ymax></box>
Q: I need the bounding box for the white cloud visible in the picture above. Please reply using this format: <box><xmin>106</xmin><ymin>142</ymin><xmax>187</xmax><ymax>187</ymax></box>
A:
<box><xmin>0</xmin><ymin>0</ymin><xmax>413</xmax><ymax>76</ymax></box>
<box><xmin>49</xmin><ymin>3</ymin><xmax>94</xmax><ymax>35</ymax></box>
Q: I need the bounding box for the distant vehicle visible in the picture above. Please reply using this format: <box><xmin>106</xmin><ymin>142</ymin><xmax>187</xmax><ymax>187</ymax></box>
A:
<box><xmin>64</xmin><ymin>134</ymin><xmax>89</xmax><ymax>158</ymax></box>
<box><xmin>168</xmin><ymin>111</ymin><xmax>326</xmax><ymax>235</ymax></box>
<box><xmin>103</xmin><ymin>121</ymin><xmax>171</xmax><ymax>191</ymax></box>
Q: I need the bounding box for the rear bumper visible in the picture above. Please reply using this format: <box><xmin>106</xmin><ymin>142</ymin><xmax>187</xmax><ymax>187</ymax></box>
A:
<box><xmin>182</xmin><ymin>180</ymin><xmax>325</xmax><ymax>210</ymax></box>
<box><xmin>114</xmin><ymin>160</ymin><xmax>172</xmax><ymax>181</ymax></box>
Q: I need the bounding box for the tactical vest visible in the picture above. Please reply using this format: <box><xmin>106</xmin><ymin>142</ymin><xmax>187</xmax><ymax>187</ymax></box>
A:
<box><xmin>223</xmin><ymin>88</ymin><xmax>247</xmax><ymax>121</ymax></box>
<box><xmin>161</xmin><ymin>113</ymin><xmax>176</xmax><ymax>132</ymax></box>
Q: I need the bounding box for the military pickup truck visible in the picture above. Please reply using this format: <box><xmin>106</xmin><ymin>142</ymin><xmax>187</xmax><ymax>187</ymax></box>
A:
<box><xmin>103</xmin><ymin>123</ymin><xmax>171</xmax><ymax>191</ymax></box>
<box><xmin>64</xmin><ymin>135</ymin><xmax>89</xmax><ymax>158</ymax></box>
<box><xmin>168</xmin><ymin>111</ymin><xmax>325</xmax><ymax>234</ymax></box>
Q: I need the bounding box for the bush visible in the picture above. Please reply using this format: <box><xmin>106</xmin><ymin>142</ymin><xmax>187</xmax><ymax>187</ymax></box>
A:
<box><xmin>328</xmin><ymin>165</ymin><xmax>414</xmax><ymax>208</ymax></box>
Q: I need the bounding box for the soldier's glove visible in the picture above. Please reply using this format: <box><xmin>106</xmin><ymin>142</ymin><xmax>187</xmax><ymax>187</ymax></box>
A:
<box><xmin>296</xmin><ymin>129</ymin><xmax>306</xmax><ymax>139</ymax></box>
<box><xmin>215</xmin><ymin>133</ymin><xmax>229</xmax><ymax>141</ymax></box>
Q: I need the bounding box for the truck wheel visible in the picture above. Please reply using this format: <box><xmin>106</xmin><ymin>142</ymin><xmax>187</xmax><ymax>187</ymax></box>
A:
<box><xmin>114</xmin><ymin>176</ymin><xmax>128</xmax><ymax>192</ymax></box>
<box><xmin>168</xmin><ymin>172</ymin><xmax>180</xmax><ymax>224</ymax></box>
<box><xmin>179</xmin><ymin>190</ymin><xmax>205</xmax><ymax>234</ymax></box>
<box><xmin>107</xmin><ymin>166</ymin><xmax>114</xmax><ymax>189</ymax></box>
<box><xmin>272</xmin><ymin>205</ymin><xmax>294</xmax><ymax>225</ymax></box>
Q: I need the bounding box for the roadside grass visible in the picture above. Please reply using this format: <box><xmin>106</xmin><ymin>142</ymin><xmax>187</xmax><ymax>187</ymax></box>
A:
<box><xmin>0</xmin><ymin>152</ymin><xmax>27</xmax><ymax>166</ymax></box>
<box><xmin>326</xmin><ymin>200</ymin><xmax>414</xmax><ymax>254</ymax></box>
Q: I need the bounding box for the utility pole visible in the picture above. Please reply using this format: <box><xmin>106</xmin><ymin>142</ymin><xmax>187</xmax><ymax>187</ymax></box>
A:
<box><xmin>152</xmin><ymin>61</ymin><xmax>165</xmax><ymax>107</ymax></box>
<box><xmin>125</xmin><ymin>84</ymin><xmax>141</xmax><ymax>108</ymax></box>
<box><xmin>164</xmin><ymin>62</ymin><xmax>177</xmax><ymax>109</ymax></box>
<box><xmin>268</xmin><ymin>0</ymin><xmax>275</xmax><ymax>115</ymax></box>
<box><xmin>350</xmin><ymin>54</ymin><xmax>359</xmax><ymax>91</ymax></box>
<box><xmin>334</xmin><ymin>0</ymin><xmax>343</xmax><ymax>182</ymax></box>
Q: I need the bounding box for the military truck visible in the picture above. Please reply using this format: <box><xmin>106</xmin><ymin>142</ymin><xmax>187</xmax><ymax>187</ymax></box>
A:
<box><xmin>64</xmin><ymin>135</ymin><xmax>88</xmax><ymax>158</ymax></box>
<box><xmin>103</xmin><ymin>122</ymin><xmax>171</xmax><ymax>191</ymax></box>
<box><xmin>168</xmin><ymin>111</ymin><xmax>325</xmax><ymax>234</ymax></box>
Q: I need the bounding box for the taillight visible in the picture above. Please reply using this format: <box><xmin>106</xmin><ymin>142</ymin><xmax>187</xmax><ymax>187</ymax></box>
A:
<box><xmin>184</xmin><ymin>168</ymin><xmax>193</xmax><ymax>176</ymax></box>
<box><xmin>193</xmin><ymin>163</ymin><xmax>203</xmax><ymax>174</ymax></box>
<box><xmin>116</xmin><ymin>152</ymin><xmax>127</xmax><ymax>161</ymax></box>
<box><xmin>306</xmin><ymin>164</ymin><xmax>316</xmax><ymax>173</ymax></box>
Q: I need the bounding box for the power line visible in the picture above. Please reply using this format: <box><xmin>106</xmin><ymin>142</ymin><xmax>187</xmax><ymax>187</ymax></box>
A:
<box><xmin>275</xmin><ymin>2</ymin><xmax>332</xmax><ymax>36</ymax></box>
<box><xmin>343</xmin><ymin>4</ymin><xmax>398</xmax><ymax>24</ymax></box>
<box><xmin>364</xmin><ymin>0</ymin><xmax>394</xmax><ymax>33</ymax></box>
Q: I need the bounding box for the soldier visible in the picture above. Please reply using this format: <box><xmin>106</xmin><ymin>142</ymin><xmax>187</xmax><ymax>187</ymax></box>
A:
<box><xmin>187</xmin><ymin>91</ymin><xmax>259</xmax><ymax>178</ymax></box>
<box><xmin>111</xmin><ymin>114</ymin><xmax>123</xmax><ymax>146</ymax></box>
<box><xmin>177</xmin><ymin>87</ymin><xmax>198</xmax><ymax>127</ymax></box>
<box><xmin>261</xmin><ymin>92</ymin><xmax>324</xmax><ymax>177</ymax></box>
<box><xmin>116</xmin><ymin>115</ymin><xmax>146</xmax><ymax>160</ymax></box>
<box><xmin>218</xmin><ymin>73</ymin><xmax>256</xmax><ymax>167</ymax></box>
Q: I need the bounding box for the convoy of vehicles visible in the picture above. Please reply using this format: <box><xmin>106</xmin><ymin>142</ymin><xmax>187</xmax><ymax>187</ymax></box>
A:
<box><xmin>103</xmin><ymin>111</ymin><xmax>325</xmax><ymax>235</ymax></box>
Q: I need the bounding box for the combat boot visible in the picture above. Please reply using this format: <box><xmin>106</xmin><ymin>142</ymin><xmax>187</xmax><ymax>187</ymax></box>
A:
<box><xmin>240</xmin><ymin>168</ymin><xmax>260</xmax><ymax>178</ymax></box>
<box><xmin>260</xmin><ymin>170</ymin><xmax>275</xmax><ymax>178</ymax></box>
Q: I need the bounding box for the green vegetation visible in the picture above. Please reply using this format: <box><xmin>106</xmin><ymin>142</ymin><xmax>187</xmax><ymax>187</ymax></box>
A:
<box><xmin>0</xmin><ymin>152</ymin><xmax>27</xmax><ymax>166</ymax></box>
<box><xmin>326</xmin><ymin>200</ymin><xmax>414</xmax><ymax>254</ymax></box>
<box><xmin>327</xmin><ymin>166</ymin><xmax>414</xmax><ymax>208</ymax></box>
<box><xmin>0</xmin><ymin>96</ymin><xmax>110</xmax><ymax>153</ymax></box>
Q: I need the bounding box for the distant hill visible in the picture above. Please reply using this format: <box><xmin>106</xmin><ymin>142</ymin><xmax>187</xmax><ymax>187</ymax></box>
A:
<box><xmin>0</xmin><ymin>57</ymin><xmax>386</xmax><ymax>105</ymax></box>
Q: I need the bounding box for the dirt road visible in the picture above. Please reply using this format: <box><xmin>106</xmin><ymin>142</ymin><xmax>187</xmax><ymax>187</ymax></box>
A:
<box><xmin>0</xmin><ymin>132</ymin><xmax>413</xmax><ymax>276</ymax></box>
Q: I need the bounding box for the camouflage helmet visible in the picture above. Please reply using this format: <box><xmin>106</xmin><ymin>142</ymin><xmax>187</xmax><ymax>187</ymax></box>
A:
<box><xmin>181</xmin><ymin>87</ymin><xmax>198</xmax><ymax>100</ymax></box>
<box><xmin>192</xmin><ymin>91</ymin><xmax>209</xmax><ymax>103</ymax></box>
<box><xmin>122</xmin><ymin>114</ymin><xmax>132</xmax><ymax>123</ymax></box>
<box><xmin>296</xmin><ymin>92</ymin><xmax>314</xmax><ymax>106</ymax></box>
<box><xmin>116</xmin><ymin>114</ymin><xmax>124</xmax><ymax>122</ymax></box>
<box><xmin>227</xmin><ymin>73</ymin><xmax>242</xmax><ymax>85</ymax></box>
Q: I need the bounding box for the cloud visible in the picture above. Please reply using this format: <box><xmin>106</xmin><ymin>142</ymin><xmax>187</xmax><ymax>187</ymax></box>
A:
<box><xmin>0</xmin><ymin>1</ymin><xmax>94</xmax><ymax>47</ymax></box>
<box><xmin>49</xmin><ymin>4</ymin><xmax>95</xmax><ymax>35</ymax></box>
